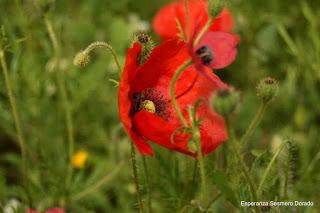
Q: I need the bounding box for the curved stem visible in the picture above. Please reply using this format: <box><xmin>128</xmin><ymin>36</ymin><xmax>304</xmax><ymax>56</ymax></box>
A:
<box><xmin>83</xmin><ymin>41</ymin><xmax>122</xmax><ymax>75</ymax></box>
<box><xmin>142</xmin><ymin>157</ymin><xmax>152</xmax><ymax>213</ymax></box>
<box><xmin>44</xmin><ymin>14</ymin><xmax>75</xmax><ymax>195</ymax></box>
<box><xmin>226</xmin><ymin>119</ymin><xmax>261</xmax><ymax>213</ymax></box>
<box><xmin>131</xmin><ymin>143</ymin><xmax>144</xmax><ymax>213</ymax></box>
<box><xmin>0</xmin><ymin>50</ymin><xmax>31</xmax><ymax>204</ymax></box>
<box><xmin>193</xmin><ymin>18</ymin><xmax>213</xmax><ymax>47</ymax></box>
<box><xmin>240</xmin><ymin>103</ymin><xmax>268</xmax><ymax>146</ymax></box>
<box><xmin>170</xmin><ymin>60</ymin><xmax>193</xmax><ymax>128</ymax></box>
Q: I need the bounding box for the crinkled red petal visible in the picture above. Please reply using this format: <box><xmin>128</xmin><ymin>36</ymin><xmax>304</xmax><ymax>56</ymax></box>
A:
<box><xmin>133</xmin><ymin>111</ymin><xmax>194</xmax><ymax>156</ymax></box>
<box><xmin>152</xmin><ymin>0</ymin><xmax>234</xmax><ymax>40</ymax></box>
<box><xmin>197</xmin><ymin>103</ymin><xmax>228</xmax><ymax>155</ymax></box>
<box><xmin>118</xmin><ymin>43</ymin><xmax>154</xmax><ymax>155</ymax></box>
<box><xmin>196</xmin><ymin>32</ymin><xmax>240</xmax><ymax>69</ymax></box>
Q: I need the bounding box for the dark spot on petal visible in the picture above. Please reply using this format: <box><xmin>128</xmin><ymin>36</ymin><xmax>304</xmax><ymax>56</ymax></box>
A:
<box><xmin>196</xmin><ymin>45</ymin><xmax>213</xmax><ymax>65</ymax></box>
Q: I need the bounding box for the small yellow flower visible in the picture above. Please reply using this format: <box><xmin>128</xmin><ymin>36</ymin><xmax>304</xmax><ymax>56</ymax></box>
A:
<box><xmin>72</xmin><ymin>150</ymin><xmax>88</xmax><ymax>169</ymax></box>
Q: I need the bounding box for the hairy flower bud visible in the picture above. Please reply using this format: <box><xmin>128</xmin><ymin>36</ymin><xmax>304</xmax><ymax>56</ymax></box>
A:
<box><xmin>211</xmin><ymin>88</ymin><xmax>239</xmax><ymax>117</ymax></box>
<box><xmin>256</xmin><ymin>77</ymin><xmax>279</xmax><ymax>103</ymax></box>
<box><xmin>73</xmin><ymin>51</ymin><xmax>90</xmax><ymax>67</ymax></box>
<box><xmin>208</xmin><ymin>0</ymin><xmax>225</xmax><ymax>18</ymax></box>
<box><xmin>132</xmin><ymin>32</ymin><xmax>155</xmax><ymax>65</ymax></box>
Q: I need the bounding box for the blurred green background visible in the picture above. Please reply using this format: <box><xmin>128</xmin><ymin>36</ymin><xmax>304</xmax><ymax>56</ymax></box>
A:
<box><xmin>0</xmin><ymin>0</ymin><xmax>319</xmax><ymax>212</ymax></box>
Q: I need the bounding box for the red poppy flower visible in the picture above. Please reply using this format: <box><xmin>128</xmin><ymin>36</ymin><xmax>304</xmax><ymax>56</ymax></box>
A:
<box><xmin>118</xmin><ymin>39</ymin><xmax>228</xmax><ymax>156</ymax></box>
<box><xmin>26</xmin><ymin>208</ymin><xmax>64</xmax><ymax>213</ymax></box>
<box><xmin>152</xmin><ymin>0</ymin><xmax>234</xmax><ymax>40</ymax></box>
<box><xmin>153</xmin><ymin>0</ymin><xmax>239</xmax><ymax>73</ymax></box>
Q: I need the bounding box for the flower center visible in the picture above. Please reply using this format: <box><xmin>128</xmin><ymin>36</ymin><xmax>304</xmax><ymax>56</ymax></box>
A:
<box><xmin>139</xmin><ymin>100</ymin><xmax>156</xmax><ymax>113</ymax></box>
<box><xmin>131</xmin><ymin>88</ymin><xmax>169</xmax><ymax>119</ymax></box>
<box><xmin>196</xmin><ymin>45</ymin><xmax>213</xmax><ymax>65</ymax></box>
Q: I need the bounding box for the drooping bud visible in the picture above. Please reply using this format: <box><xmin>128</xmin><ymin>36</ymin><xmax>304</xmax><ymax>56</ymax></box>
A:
<box><xmin>208</xmin><ymin>0</ymin><xmax>225</xmax><ymax>18</ymax></box>
<box><xmin>256</xmin><ymin>77</ymin><xmax>279</xmax><ymax>104</ymax></box>
<box><xmin>132</xmin><ymin>32</ymin><xmax>155</xmax><ymax>65</ymax></box>
<box><xmin>73</xmin><ymin>41</ymin><xmax>120</xmax><ymax>71</ymax></box>
<box><xmin>73</xmin><ymin>50</ymin><xmax>90</xmax><ymax>67</ymax></box>
<box><xmin>211</xmin><ymin>88</ymin><xmax>239</xmax><ymax>117</ymax></box>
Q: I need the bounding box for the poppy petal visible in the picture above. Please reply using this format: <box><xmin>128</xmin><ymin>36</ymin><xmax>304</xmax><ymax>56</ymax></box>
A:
<box><xmin>197</xmin><ymin>104</ymin><xmax>228</xmax><ymax>155</ymax></box>
<box><xmin>118</xmin><ymin>43</ymin><xmax>154</xmax><ymax>155</ymax></box>
<box><xmin>131</xmin><ymin>39</ymin><xmax>190</xmax><ymax>92</ymax></box>
<box><xmin>209</xmin><ymin>8</ymin><xmax>234</xmax><ymax>33</ymax></box>
<box><xmin>152</xmin><ymin>0</ymin><xmax>234</xmax><ymax>40</ymax></box>
<box><xmin>132</xmin><ymin>111</ymin><xmax>194</xmax><ymax>155</ymax></box>
<box><xmin>152</xmin><ymin>2</ymin><xmax>181</xmax><ymax>40</ymax></box>
<box><xmin>196</xmin><ymin>32</ymin><xmax>239</xmax><ymax>69</ymax></box>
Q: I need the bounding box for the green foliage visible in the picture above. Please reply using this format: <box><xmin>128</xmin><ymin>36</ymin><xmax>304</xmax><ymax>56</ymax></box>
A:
<box><xmin>0</xmin><ymin>0</ymin><xmax>319</xmax><ymax>212</ymax></box>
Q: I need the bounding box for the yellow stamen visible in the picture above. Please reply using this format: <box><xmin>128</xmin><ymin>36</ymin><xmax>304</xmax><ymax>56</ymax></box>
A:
<box><xmin>139</xmin><ymin>100</ymin><xmax>156</xmax><ymax>113</ymax></box>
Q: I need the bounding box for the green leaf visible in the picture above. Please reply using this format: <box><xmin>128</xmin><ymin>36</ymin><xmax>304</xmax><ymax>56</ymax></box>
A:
<box><xmin>212</xmin><ymin>170</ymin><xmax>238</xmax><ymax>206</ymax></box>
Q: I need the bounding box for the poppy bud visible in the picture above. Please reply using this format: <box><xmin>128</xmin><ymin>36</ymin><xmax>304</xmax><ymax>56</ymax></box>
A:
<box><xmin>211</xmin><ymin>88</ymin><xmax>239</xmax><ymax>117</ymax></box>
<box><xmin>208</xmin><ymin>0</ymin><xmax>225</xmax><ymax>18</ymax></box>
<box><xmin>256</xmin><ymin>77</ymin><xmax>279</xmax><ymax>104</ymax></box>
<box><xmin>73</xmin><ymin>50</ymin><xmax>90</xmax><ymax>67</ymax></box>
<box><xmin>132</xmin><ymin>32</ymin><xmax>155</xmax><ymax>65</ymax></box>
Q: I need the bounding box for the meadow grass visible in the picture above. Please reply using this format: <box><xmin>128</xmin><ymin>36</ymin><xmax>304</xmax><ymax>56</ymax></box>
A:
<box><xmin>0</xmin><ymin>0</ymin><xmax>319</xmax><ymax>212</ymax></box>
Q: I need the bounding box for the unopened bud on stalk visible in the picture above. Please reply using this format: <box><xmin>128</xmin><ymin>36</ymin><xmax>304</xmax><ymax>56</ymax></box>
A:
<box><xmin>211</xmin><ymin>88</ymin><xmax>239</xmax><ymax>117</ymax></box>
<box><xmin>73</xmin><ymin>41</ymin><xmax>120</xmax><ymax>70</ymax></box>
<box><xmin>208</xmin><ymin>0</ymin><xmax>225</xmax><ymax>18</ymax></box>
<box><xmin>256</xmin><ymin>77</ymin><xmax>279</xmax><ymax>103</ymax></box>
<box><xmin>132</xmin><ymin>32</ymin><xmax>155</xmax><ymax>65</ymax></box>
<box><xmin>73</xmin><ymin>51</ymin><xmax>90</xmax><ymax>67</ymax></box>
